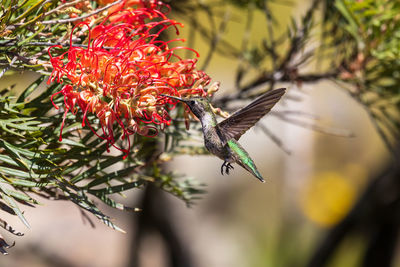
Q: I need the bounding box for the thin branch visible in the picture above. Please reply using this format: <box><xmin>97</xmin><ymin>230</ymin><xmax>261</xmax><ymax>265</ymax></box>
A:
<box><xmin>215</xmin><ymin>71</ymin><xmax>339</xmax><ymax>105</ymax></box>
<box><xmin>235</xmin><ymin>4</ymin><xmax>254</xmax><ymax>88</ymax></box>
<box><xmin>43</xmin><ymin>0</ymin><xmax>85</xmax><ymax>17</ymax></box>
<box><xmin>0</xmin><ymin>56</ymin><xmax>17</xmax><ymax>79</ymax></box>
<box><xmin>0</xmin><ymin>217</ymin><xmax>24</xmax><ymax>236</ymax></box>
<box><xmin>40</xmin><ymin>0</ymin><xmax>123</xmax><ymax>25</ymax></box>
<box><xmin>278</xmin><ymin>110</ymin><xmax>320</xmax><ymax>120</ymax></box>
<box><xmin>278</xmin><ymin>0</ymin><xmax>322</xmax><ymax>71</ymax></box>
<box><xmin>200</xmin><ymin>5</ymin><xmax>231</xmax><ymax>71</ymax></box>
<box><xmin>0</xmin><ymin>236</ymin><xmax>15</xmax><ymax>256</ymax></box>
<box><xmin>272</xmin><ymin>112</ymin><xmax>355</xmax><ymax>137</ymax></box>
<box><xmin>177</xmin><ymin>11</ymin><xmax>240</xmax><ymax>58</ymax></box>
<box><xmin>257</xmin><ymin>123</ymin><xmax>291</xmax><ymax>155</ymax></box>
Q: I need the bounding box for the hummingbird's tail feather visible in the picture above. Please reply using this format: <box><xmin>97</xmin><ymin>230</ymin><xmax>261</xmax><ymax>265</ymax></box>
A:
<box><xmin>236</xmin><ymin>161</ymin><xmax>265</xmax><ymax>183</ymax></box>
<box><xmin>227</xmin><ymin>140</ymin><xmax>265</xmax><ymax>183</ymax></box>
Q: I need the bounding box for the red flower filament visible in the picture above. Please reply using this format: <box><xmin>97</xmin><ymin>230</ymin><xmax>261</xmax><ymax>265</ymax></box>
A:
<box><xmin>48</xmin><ymin>2</ymin><xmax>213</xmax><ymax>156</ymax></box>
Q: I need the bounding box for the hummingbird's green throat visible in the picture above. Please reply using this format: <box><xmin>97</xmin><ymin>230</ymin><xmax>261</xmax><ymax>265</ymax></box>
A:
<box><xmin>162</xmin><ymin>88</ymin><xmax>286</xmax><ymax>182</ymax></box>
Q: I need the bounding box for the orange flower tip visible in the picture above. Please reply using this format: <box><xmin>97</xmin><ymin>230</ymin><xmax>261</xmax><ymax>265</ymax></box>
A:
<box><xmin>58</xmin><ymin>136</ymin><xmax>63</xmax><ymax>142</ymax></box>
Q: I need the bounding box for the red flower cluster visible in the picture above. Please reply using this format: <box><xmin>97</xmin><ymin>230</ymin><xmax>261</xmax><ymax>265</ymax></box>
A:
<box><xmin>48</xmin><ymin>1</ymin><xmax>214</xmax><ymax>156</ymax></box>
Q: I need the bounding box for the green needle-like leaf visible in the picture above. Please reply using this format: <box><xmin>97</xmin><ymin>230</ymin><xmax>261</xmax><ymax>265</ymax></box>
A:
<box><xmin>0</xmin><ymin>187</ymin><xmax>30</xmax><ymax>228</ymax></box>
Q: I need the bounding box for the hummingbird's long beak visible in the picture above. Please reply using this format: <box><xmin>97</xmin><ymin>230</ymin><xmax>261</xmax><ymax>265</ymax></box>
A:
<box><xmin>160</xmin><ymin>94</ymin><xmax>187</xmax><ymax>102</ymax></box>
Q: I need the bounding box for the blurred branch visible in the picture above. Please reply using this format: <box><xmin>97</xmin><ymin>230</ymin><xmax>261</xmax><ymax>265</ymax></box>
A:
<box><xmin>257</xmin><ymin>123</ymin><xmax>292</xmax><ymax>155</ymax></box>
<box><xmin>215</xmin><ymin>72</ymin><xmax>339</xmax><ymax>105</ymax></box>
<box><xmin>129</xmin><ymin>185</ymin><xmax>195</xmax><ymax>267</ymax></box>
<box><xmin>200</xmin><ymin>5</ymin><xmax>231</xmax><ymax>71</ymax></box>
<box><xmin>307</xmin><ymin>148</ymin><xmax>400</xmax><ymax>267</ymax></box>
<box><xmin>0</xmin><ymin>218</ymin><xmax>23</xmax><ymax>236</ymax></box>
<box><xmin>272</xmin><ymin>111</ymin><xmax>355</xmax><ymax>137</ymax></box>
<box><xmin>0</xmin><ymin>236</ymin><xmax>14</xmax><ymax>255</ymax></box>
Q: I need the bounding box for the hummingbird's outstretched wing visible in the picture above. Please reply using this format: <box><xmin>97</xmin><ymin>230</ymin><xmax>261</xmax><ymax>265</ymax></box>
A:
<box><xmin>217</xmin><ymin>88</ymin><xmax>286</xmax><ymax>142</ymax></box>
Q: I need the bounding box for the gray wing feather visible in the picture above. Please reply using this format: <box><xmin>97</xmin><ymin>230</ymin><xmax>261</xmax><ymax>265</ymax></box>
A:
<box><xmin>217</xmin><ymin>88</ymin><xmax>286</xmax><ymax>142</ymax></box>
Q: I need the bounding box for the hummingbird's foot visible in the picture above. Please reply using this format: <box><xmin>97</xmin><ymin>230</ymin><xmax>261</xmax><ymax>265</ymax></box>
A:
<box><xmin>226</xmin><ymin>163</ymin><xmax>234</xmax><ymax>174</ymax></box>
<box><xmin>221</xmin><ymin>161</ymin><xmax>234</xmax><ymax>175</ymax></box>
<box><xmin>221</xmin><ymin>161</ymin><xmax>226</xmax><ymax>175</ymax></box>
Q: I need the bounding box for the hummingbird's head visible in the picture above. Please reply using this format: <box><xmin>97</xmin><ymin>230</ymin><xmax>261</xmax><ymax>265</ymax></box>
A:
<box><xmin>161</xmin><ymin>94</ymin><xmax>210</xmax><ymax>119</ymax></box>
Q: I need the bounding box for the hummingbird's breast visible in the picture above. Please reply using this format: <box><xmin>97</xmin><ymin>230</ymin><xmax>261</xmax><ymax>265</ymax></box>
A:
<box><xmin>202</xmin><ymin>126</ymin><xmax>232</xmax><ymax>161</ymax></box>
<box><xmin>196</xmin><ymin>108</ymin><xmax>233</xmax><ymax>161</ymax></box>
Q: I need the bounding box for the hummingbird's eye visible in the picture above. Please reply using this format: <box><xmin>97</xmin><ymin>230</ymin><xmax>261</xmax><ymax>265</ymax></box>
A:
<box><xmin>189</xmin><ymin>100</ymin><xmax>195</xmax><ymax>105</ymax></box>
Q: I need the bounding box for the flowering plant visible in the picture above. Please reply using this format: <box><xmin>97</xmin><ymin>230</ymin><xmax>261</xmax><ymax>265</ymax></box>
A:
<box><xmin>0</xmin><ymin>0</ymin><xmax>215</xmax><ymax>252</ymax></box>
<box><xmin>1</xmin><ymin>0</ymin><xmax>398</xmax><ymax>263</ymax></box>
<box><xmin>48</xmin><ymin>1</ymin><xmax>214</xmax><ymax>156</ymax></box>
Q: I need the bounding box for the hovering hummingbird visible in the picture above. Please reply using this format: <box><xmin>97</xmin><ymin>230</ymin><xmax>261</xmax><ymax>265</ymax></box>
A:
<box><xmin>162</xmin><ymin>88</ymin><xmax>286</xmax><ymax>182</ymax></box>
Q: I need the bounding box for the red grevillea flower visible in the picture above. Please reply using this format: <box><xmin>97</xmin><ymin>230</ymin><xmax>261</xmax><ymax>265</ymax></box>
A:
<box><xmin>48</xmin><ymin>1</ymin><xmax>215</xmax><ymax>156</ymax></box>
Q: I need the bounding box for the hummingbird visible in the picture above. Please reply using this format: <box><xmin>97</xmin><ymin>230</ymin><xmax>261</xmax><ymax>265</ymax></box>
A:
<box><xmin>162</xmin><ymin>88</ymin><xmax>286</xmax><ymax>182</ymax></box>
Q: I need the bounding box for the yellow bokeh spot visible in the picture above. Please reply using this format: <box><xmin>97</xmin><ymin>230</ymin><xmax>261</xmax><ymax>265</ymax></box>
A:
<box><xmin>300</xmin><ymin>171</ymin><xmax>357</xmax><ymax>227</ymax></box>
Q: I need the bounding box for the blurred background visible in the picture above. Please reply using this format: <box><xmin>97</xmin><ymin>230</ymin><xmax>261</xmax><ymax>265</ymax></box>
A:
<box><xmin>0</xmin><ymin>0</ymin><xmax>397</xmax><ymax>266</ymax></box>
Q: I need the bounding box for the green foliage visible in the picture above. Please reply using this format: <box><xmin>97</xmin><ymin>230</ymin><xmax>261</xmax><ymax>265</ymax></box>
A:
<box><xmin>330</xmin><ymin>0</ymin><xmax>400</xmax><ymax>152</ymax></box>
<box><xmin>1</xmin><ymin>0</ymin><xmax>61</xmax><ymax>72</ymax></box>
<box><xmin>0</xmin><ymin>1</ymin><xmax>210</xmax><ymax>253</ymax></box>
<box><xmin>0</xmin><ymin>78</ymin><xmax>205</xmax><ymax>243</ymax></box>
